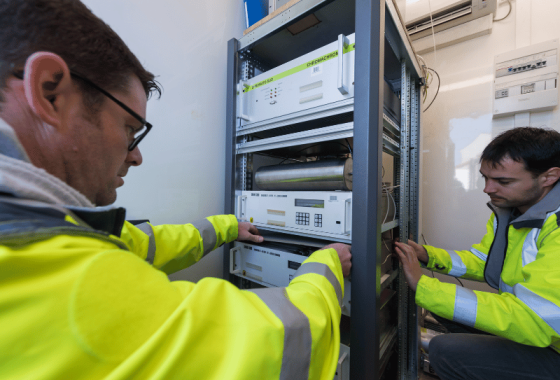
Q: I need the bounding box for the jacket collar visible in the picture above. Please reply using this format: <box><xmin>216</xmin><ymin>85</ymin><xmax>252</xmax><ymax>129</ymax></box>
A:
<box><xmin>67</xmin><ymin>205</ymin><xmax>127</xmax><ymax>237</ymax></box>
<box><xmin>487</xmin><ymin>182</ymin><xmax>560</xmax><ymax>229</ymax></box>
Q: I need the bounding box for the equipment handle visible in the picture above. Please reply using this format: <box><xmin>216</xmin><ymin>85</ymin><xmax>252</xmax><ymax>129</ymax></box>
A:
<box><xmin>344</xmin><ymin>198</ymin><xmax>352</xmax><ymax>235</ymax></box>
<box><xmin>236</xmin><ymin>195</ymin><xmax>247</xmax><ymax>220</ymax></box>
<box><xmin>237</xmin><ymin>81</ymin><xmax>250</xmax><ymax>121</ymax></box>
<box><xmin>337</xmin><ymin>352</ymin><xmax>348</xmax><ymax>380</ymax></box>
<box><xmin>337</xmin><ymin>34</ymin><xmax>349</xmax><ymax>95</ymax></box>
<box><xmin>230</xmin><ymin>247</ymin><xmax>242</xmax><ymax>275</ymax></box>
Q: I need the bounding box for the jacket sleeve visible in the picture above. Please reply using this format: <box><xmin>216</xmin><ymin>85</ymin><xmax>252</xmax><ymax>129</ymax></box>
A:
<box><xmin>423</xmin><ymin>214</ymin><xmax>495</xmax><ymax>282</ymax></box>
<box><xmin>119</xmin><ymin>214</ymin><xmax>238</xmax><ymax>274</ymax></box>
<box><xmin>69</xmin><ymin>245</ymin><xmax>343</xmax><ymax>379</ymax></box>
<box><xmin>416</xmin><ymin>225</ymin><xmax>560</xmax><ymax>350</ymax></box>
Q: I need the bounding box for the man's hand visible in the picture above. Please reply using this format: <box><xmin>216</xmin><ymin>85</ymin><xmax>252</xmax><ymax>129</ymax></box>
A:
<box><xmin>321</xmin><ymin>243</ymin><xmax>352</xmax><ymax>277</ymax></box>
<box><xmin>237</xmin><ymin>222</ymin><xmax>263</xmax><ymax>244</ymax></box>
<box><xmin>406</xmin><ymin>239</ymin><xmax>429</xmax><ymax>264</ymax></box>
<box><xmin>394</xmin><ymin>242</ymin><xmax>423</xmax><ymax>291</ymax></box>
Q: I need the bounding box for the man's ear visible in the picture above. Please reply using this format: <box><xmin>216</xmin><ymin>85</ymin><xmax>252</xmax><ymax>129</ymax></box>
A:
<box><xmin>23</xmin><ymin>52</ymin><xmax>73</xmax><ymax>129</ymax></box>
<box><xmin>541</xmin><ymin>167</ymin><xmax>560</xmax><ymax>187</ymax></box>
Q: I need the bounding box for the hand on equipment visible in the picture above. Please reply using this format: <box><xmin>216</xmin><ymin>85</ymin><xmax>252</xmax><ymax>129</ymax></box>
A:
<box><xmin>237</xmin><ymin>222</ymin><xmax>264</xmax><ymax>243</ymax></box>
<box><xmin>321</xmin><ymin>243</ymin><xmax>352</xmax><ymax>277</ymax></box>
<box><xmin>404</xmin><ymin>239</ymin><xmax>429</xmax><ymax>264</ymax></box>
<box><xmin>394</xmin><ymin>241</ymin><xmax>423</xmax><ymax>291</ymax></box>
<box><xmin>393</xmin><ymin>238</ymin><xmax>429</xmax><ymax>264</ymax></box>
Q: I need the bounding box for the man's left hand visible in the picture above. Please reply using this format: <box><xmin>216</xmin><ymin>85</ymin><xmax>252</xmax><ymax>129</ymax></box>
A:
<box><xmin>237</xmin><ymin>222</ymin><xmax>264</xmax><ymax>244</ymax></box>
<box><xmin>394</xmin><ymin>241</ymin><xmax>423</xmax><ymax>291</ymax></box>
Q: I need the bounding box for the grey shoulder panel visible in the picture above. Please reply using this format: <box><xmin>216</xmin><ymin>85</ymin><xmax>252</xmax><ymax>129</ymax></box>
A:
<box><xmin>292</xmin><ymin>261</ymin><xmax>343</xmax><ymax>307</ymax></box>
<box><xmin>0</xmin><ymin>226</ymin><xmax>128</xmax><ymax>250</ymax></box>
<box><xmin>249</xmin><ymin>287</ymin><xmax>311</xmax><ymax>380</ymax></box>
<box><xmin>0</xmin><ymin>199</ymin><xmax>128</xmax><ymax>250</ymax></box>
<box><xmin>136</xmin><ymin>222</ymin><xmax>157</xmax><ymax>264</ymax></box>
<box><xmin>191</xmin><ymin>218</ymin><xmax>217</xmax><ymax>256</ymax></box>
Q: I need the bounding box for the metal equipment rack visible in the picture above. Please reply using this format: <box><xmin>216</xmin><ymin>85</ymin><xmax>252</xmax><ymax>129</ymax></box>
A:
<box><xmin>224</xmin><ymin>0</ymin><xmax>423</xmax><ymax>378</ymax></box>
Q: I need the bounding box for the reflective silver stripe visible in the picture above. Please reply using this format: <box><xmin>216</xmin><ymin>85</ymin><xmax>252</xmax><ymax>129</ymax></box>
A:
<box><xmin>453</xmin><ymin>287</ymin><xmax>478</xmax><ymax>328</ymax></box>
<box><xmin>249</xmin><ymin>287</ymin><xmax>311</xmax><ymax>380</ymax></box>
<box><xmin>447</xmin><ymin>250</ymin><xmax>468</xmax><ymax>277</ymax></box>
<box><xmin>470</xmin><ymin>248</ymin><xmax>487</xmax><ymax>262</ymax></box>
<box><xmin>499</xmin><ymin>278</ymin><xmax>514</xmax><ymax>294</ymax></box>
<box><xmin>493</xmin><ymin>216</ymin><xmax>498</xmax><ymax>235</ymax></box>
<box><xmin>191</xmin><ymin>218</ymin><xmax>217</xmax><ymax>256</ymax></box>
<box><xmin>293</xmin><ymin>262</ymin><xmax>342</xmax><ymax>307</ymax></box>
<box><xmin>514</xmin><ymin>284</ymin><xmax>560</xmax><ymax>335</ymax></box>
<box><xmin>522</xmin><ymin>228</ymin><xmax>540</xmax><ymax>267</ymax></box>
<box><xmin>136</xmin><ymin>222</ymin><xmax>156</xmax><ymax>264</ymax></box>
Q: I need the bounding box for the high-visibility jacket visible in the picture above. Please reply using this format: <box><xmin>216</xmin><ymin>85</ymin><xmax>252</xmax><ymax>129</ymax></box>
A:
<box><xmin>416</xmin><ymin>183</ymin><xmax>560</xmax><ymax>353</ymax></box>
<box><xmin>0</xmin><ymin>196</ymin><xmax>344</xmax><ymax>379</ymax></box>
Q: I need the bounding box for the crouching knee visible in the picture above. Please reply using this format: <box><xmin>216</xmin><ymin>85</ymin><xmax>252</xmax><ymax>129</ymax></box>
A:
<box><xmin>428</xmin><ymin>334</ymin><xmax>457</xmax><ymax>379</ymax></box>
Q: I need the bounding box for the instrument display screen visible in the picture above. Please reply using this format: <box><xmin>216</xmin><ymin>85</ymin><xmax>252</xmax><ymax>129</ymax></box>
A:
<box><xmin>295</xmin><ymin>199</ymin><xmax>325</xmax><ymax>208</ymax></box>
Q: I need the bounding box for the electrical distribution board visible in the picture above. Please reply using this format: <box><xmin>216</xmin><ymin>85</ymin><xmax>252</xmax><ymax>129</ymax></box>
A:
<box><xmin>493</xmin><ymin>39</ymin><xmax>559</xmax><ymax>117</ymax></box>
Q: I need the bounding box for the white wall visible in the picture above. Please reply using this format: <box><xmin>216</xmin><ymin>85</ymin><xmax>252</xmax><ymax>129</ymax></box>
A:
<box><xmin>407</xmin><ymin>0</ymin><xmax>560</xmax><ymax>291</ymax></box>
<box><xmin>81</xmin><ymin>0</ymin><xmax>246</xmax><ymax>281</ymax></box>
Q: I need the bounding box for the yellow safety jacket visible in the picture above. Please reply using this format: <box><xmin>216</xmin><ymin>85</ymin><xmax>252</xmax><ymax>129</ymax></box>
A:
<box><xmin>416</xmin><ymin>183</ymin><xmax>560</xmax><ymax>353</ymax></box>
<box><xmin>0</xmin><ymin>197</ymin><xmax>344</xmax><ymax>379</ymax></box>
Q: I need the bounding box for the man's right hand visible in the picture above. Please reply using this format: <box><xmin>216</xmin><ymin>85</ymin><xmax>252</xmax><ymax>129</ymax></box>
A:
<box><xmin>321</xmin><ymin>243</ymin><xmax>352</xmax><ymax>277</ymax></box>
<box><xmin>404</xmin><ymin>239</ymin><xmax>429</xmax><ymax>264</ymax></box>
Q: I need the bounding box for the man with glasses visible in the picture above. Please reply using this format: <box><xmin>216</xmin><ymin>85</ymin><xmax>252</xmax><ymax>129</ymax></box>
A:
<box><xmin>0</xmin><ymin>1</ymin><xmax>352</xmax><ymax>379</ymax></box>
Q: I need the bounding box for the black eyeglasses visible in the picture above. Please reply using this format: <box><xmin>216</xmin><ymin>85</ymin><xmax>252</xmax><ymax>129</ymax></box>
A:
<box><xmin>13</xmin><ymin>70</ymin><xmax>152</xmax><ymax>151</ymax></box>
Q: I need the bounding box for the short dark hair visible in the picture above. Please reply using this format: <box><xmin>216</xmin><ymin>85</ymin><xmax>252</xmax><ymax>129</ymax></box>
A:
<box><xmin>0</xmin><ymin>0</ymin><xmax>161</xmax><ymax>107</ymax></box>
<box><xmin>481</xmin><ymin>127</ymin><xmax>560</xmax><ymax>176</ymax></box>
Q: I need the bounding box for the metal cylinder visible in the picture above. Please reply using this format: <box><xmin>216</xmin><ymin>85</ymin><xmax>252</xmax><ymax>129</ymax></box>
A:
<box><xmin>255</xmin><ymin>158</ymin><xmax>352</xmax><ymax>191</ymax></box>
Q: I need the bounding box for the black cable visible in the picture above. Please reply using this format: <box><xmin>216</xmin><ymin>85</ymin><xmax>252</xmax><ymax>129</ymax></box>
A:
<box><xmin>345</xmin><ymin>138</ymin><xmax>353</xmax><ymax>155</ymax></box>
<box><xmin>278</xmin><ymin>142</ymin><xmax>350</xmax><ymax>164</ymax></box>
<box><xmin>255</xmin><ymin>151</ymin><xmax>301</xmax><ymax>163</ymax></box>
<box><xmin>277</xmin><ymin>144</ymin><xmax>323</xmax><ymax>164</ymax></box>
<box><xmin>456</xmin><ymin>278</ymin><xmax>464</xmax><ymax>287</ymax></box>
<box><xmin>423</xmin><ymin>67</ymin><xmax>440</xmax><ymax>112</ymax></box>
<box><xmin>494</xmin><ymin>0</ymin><xmax>512</xmax><ymax>22</ymax></box>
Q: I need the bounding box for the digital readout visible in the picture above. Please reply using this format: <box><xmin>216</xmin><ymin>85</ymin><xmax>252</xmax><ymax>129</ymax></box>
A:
<box><xmin>295</xmin><ymin>199</ymin><xmax>325</xmax><ymax>208</ymax></box>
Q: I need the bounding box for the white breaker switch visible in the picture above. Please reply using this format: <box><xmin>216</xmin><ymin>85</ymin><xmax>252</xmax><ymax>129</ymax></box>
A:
<box><xmin>493</xmin><ymin>39</ymin><xmax>559</xmax><ymax>117</ymax></box>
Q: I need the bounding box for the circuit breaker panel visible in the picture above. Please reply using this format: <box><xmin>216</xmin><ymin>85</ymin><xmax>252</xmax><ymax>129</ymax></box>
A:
<box><xmin>493</xmin><ymin>39</ymin><xmax>559</xmax><ymax>117</ymax></box>
<box><xmin>225</xmin><ymin>0</ymin><xmax>422</xmax><ymax>378</ymax></box>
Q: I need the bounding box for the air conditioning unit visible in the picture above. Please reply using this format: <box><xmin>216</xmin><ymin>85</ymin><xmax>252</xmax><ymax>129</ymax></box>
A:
<box><xmin>406</xmin><ymin>0</ymin><xmax>496</xmax><ymax>40</ymax></box>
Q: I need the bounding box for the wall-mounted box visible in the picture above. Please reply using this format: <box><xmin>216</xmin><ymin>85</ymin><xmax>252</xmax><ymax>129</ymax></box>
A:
<box><xmin>406</xmin><ymin>0</ymin><xmax>496</xmax><ymax>40</ymax></box>
<box><xmin>493</xmin><ymin>39</ymin><xmax>559</xmax><ymax>118</ymax></box>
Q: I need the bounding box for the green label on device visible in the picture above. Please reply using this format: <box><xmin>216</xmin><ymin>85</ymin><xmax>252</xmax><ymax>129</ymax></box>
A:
<box><xmin>242</xmin><ymin>43</ymin><xmax>356</xmax><ymax>94</ymax></box>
